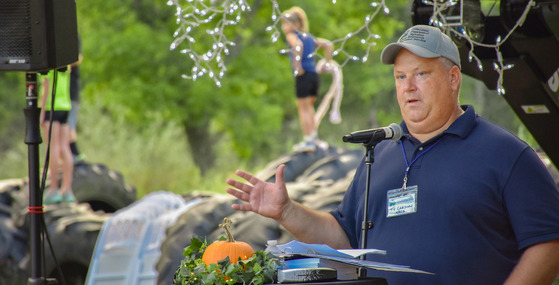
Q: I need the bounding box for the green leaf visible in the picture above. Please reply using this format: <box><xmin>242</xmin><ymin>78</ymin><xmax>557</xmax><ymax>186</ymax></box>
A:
<box><xmin>224</xmin><ymin>263</ymin><xmax>239</xmax><ymax>276</ymax></box>
<box><xmin>189</xmin><ymin>237</ymin><xmax>204</xmax><ymax>251</ymax></box>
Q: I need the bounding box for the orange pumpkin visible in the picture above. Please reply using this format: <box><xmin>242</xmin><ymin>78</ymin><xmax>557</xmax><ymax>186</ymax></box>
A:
<box><xmin>202</xmin><ymin>218</ymin><xmax>255</xmax><ymax>266</ymax></box>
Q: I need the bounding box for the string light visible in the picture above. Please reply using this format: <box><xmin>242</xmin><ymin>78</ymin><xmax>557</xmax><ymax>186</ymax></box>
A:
<box><xmin>422</xmin><ymin>0</ymin><xmax>536</xmax><ymax>95</ymax></box>
<box><xmin>167</xmin><ymin>0</ymin><xmax>251</xmax><ymax>87</ymax></box>
<box><xmin>492</xmin><ymin>37</ymin><xmax>515</xmax><ymax>95</ymax></box>
<box><xmin>170</xmin><ymin>0</ymin><xmax>390</xmax><ymax>86</ymax></box>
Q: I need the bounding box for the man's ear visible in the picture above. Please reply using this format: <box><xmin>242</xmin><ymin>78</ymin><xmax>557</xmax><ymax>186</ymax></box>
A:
<box><xmin>449</xmin><ymin>66</ymin><xmax>461</xmax><ymax>91</ymax></box>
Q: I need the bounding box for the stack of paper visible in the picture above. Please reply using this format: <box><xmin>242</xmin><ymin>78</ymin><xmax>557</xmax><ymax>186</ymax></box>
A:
<box><xmin>275</xmin><ymin>240</ymin><xmax>433</xmax><ymax>280</ymax></box>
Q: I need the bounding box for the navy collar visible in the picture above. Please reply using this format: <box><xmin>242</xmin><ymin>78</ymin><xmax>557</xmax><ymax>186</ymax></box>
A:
<box><xmin>444</xmin><ymin>105</ymin><xmax>477</xmax><ymax>139</ymax></box>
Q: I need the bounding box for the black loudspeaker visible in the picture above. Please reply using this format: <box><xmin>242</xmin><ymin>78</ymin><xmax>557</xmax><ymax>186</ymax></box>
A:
<box><xmin>0</xmin><ymin>0</ymin><xmax>79</xmax><ymax>72</ymax></box>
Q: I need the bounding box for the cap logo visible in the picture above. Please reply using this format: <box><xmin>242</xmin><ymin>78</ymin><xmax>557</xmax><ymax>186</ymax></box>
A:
<box><xmin>399</xmin><ymin>27</ymin><xmax>429</xmax><ymax>43</ymax></box>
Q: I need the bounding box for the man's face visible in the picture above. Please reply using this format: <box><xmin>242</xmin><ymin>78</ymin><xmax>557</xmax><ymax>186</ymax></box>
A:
<box><xmin>393</xmin><ymin>49</ymin><xmax>460</xmax><ymax>138</ymax></box>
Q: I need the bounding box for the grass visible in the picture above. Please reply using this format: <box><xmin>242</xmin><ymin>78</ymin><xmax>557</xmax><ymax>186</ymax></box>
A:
<box><xmin>75</xmin><ymin>102</ymin><xmax>251</xmax><ymax>198</ymax></box>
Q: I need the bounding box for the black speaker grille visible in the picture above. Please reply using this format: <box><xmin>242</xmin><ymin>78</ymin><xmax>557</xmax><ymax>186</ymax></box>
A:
<box><xmin>0</xmin><ymin>0</ymin><xmax>33</xmax><ymax>58</ymax></box>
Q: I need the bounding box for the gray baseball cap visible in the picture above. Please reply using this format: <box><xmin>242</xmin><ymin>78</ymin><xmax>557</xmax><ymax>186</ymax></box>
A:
<box><xmin>381</xmin><ymin>25</ymin><xmax>461</xmax><ymax>69</ymax></box>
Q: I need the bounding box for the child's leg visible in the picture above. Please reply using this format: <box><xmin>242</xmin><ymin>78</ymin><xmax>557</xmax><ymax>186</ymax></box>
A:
<box><xmin>47</xmin><ymin>122</ymin><xmax>61</xmax><ymax>191</ymax></box>
<box><xmin>59</xmin><ymin>123</ymin><xmax>74</xmax><ymax>193</ymax></box>
<box><xmin>297</xmin><ymin>96</ymin><xmax>317</xmax><ymax>138</ymax></box>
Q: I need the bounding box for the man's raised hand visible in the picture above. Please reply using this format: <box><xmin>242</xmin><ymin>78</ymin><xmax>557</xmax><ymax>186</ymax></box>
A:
<box><xmin>226</xmin><ymin>164</ymin><xmax>290</xmax><ymax>221</ymax></box>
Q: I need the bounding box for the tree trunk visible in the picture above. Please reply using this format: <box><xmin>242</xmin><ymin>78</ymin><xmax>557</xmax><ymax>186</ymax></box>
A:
<box><xmin>181</xmin><ymin>0</ymin><xmax>263</xmax><ymax>175</ymax></box>
<box><xmin>183</xmin><ymin>120</ymin><xmax>215</xmax><ymax>176</ymax></box>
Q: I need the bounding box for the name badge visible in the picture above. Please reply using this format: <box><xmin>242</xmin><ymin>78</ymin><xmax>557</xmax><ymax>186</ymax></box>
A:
<box><xmin>387</xmin><ymin>185</ymin><xmax>418</xmax><ymax>218</ymax></box>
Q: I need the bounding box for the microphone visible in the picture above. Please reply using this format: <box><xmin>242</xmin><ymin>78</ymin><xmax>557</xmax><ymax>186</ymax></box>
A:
<box><xmin>342</xmin><ymin>123</ymin><xmax>403</xmax><ymax>144</ymax></box>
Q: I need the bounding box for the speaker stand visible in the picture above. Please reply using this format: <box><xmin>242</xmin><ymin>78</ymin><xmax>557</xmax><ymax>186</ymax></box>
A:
<box><xmin>24</xmin><ymin>73</ymin><xmax>55</xmax><ymax>285</ymax></box>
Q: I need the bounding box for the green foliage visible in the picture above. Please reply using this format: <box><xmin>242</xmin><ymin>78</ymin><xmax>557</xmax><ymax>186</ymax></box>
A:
<box><xmin>174</xmin><ymin>236</ymin><xmax>279</xmax><ymax>285</ymax></box>
<box><xmin>0</xmin><ymin>73</ymin><xmax>26</xmax><ymax>149</ymax></box>
<box><xmin>0</xmin><ymin>73</ymin><xmax>39</xmax><ymax>180</ymax></box>
<box><xmin>75</xmin><ymin>0</ymin><xmax>412</xmax><ymax>164</ymax></box>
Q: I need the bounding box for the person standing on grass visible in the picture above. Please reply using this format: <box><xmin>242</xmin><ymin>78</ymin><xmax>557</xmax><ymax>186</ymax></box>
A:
<box><xmin>40</xmin><ymin>67</ymin><xmax>76</xmax><ymax>204</ymax></box>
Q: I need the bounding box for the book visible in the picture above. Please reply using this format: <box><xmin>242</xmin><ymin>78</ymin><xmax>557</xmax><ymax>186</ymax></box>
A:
<box><xmin>284</xmin><ymin>258</ymin><xmax>359</xmax><ymax>280</ymax></box>
<box><xmin>277</xmin><ymin>268</ymin><xmax>337</xmax><ymax>283</ymax></box>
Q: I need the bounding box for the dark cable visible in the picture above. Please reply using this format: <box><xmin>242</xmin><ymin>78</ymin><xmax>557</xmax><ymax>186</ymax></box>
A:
<box><xmin>38</xmin><ymin>69</ymin><xmax>67</xmax><ymax>285</ymax></box>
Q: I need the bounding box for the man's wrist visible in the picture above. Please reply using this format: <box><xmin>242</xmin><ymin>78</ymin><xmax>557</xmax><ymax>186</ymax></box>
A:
<box><xmin>278</xmin><ymin>199</ymin><xmax>297</xmax><ymax>224</ymax></box>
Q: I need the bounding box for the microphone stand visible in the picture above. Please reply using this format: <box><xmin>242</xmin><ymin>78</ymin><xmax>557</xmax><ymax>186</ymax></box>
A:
<box><xmin>342</xmin><ymin>124</ymin><xmax>402</xmax><ymax>279</ymax></box>
<box><xmin>357</xmin><ymin>136</ymin><xmax>382</xmax><ymax>278</ymax></box>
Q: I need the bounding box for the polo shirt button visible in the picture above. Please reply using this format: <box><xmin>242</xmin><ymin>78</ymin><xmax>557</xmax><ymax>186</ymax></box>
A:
<box><xmin>418</xmin><ymin>147</ymin><xmax>424</xmax><ymax>151</ymax></box>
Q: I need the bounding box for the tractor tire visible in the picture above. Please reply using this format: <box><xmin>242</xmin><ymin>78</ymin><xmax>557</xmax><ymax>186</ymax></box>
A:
<box><xmin>302</xmin><ymin>173</ymin><xmax>354</xmax><ymax>212</ymax></box>
<box><xmin>0</xmin><ymin>179</ymin><xmax>28</xmax><ymax>285</ymax></box>
<box><xmin>257</xmin><ymin>146</ymin><xmax>339</xmax><ymax>183</ymax></box>
<box><xmin>297</xmin><ymin>148</ymin><xmax>363</xmax><ymax>183</ymax></box>
<box><xmin>72</xmin><ymin>162</ymin><xmax>137</xmax><ymax>213</ymax></box>
<box><xmin>9</xmin><ymin>162</ymin><xmax>136</xmax><ymax>232</ymax></box>
<box><xmin>6</xmin><ymin>179</ymin><xmax>30</xmax><ymax>233</ymax></box>
<box><xmin>42</xmin><ymin>203</ymin><xmax>108</xmax><ymax>285</ymax></box>
<box><xmin>1</xmin><ymin>177</ymin><xmax>109</xmax><ymax>285</ymax></box>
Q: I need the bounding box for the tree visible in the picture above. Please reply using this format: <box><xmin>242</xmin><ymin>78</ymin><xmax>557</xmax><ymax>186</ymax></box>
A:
<box><xmin>75</xmin><ymin>0</ymin><xmax>409</xmax><ymax>175</ymax></box>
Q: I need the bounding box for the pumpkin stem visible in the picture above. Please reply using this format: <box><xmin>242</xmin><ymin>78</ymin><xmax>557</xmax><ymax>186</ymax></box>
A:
<box><xmin>219</xmin><ymin>218</ymin><xmax>235</xmax><ymax>242</ymax></box>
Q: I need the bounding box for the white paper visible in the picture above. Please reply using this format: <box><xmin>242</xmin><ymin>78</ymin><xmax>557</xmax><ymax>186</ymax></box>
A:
<box><xmin>277</xmin><ymin>240</ymin><xmax>385</xmax><ymax>258</ymax></box>
<box><xmin>338</xmin><ymin>248</ymin><xmax>387</xmax><ymax>258</ymax></box>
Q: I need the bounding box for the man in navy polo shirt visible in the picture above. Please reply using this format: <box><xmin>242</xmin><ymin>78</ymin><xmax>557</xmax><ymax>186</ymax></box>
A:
<box><xmin>226</xmin><ymin>25</ymin><xmax>559</xmax><ymax>284</ymax></box>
